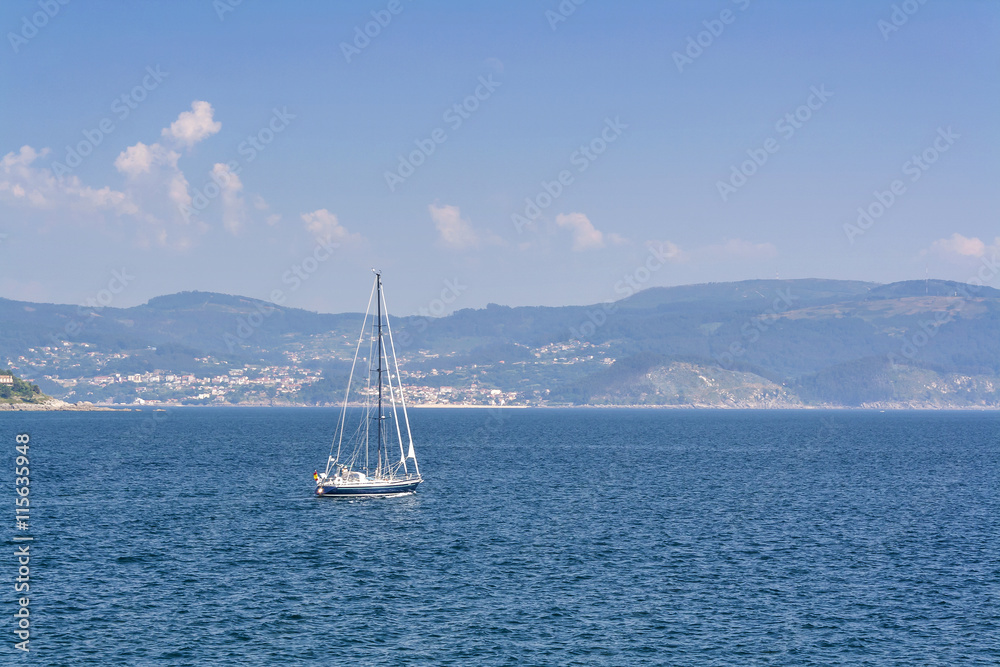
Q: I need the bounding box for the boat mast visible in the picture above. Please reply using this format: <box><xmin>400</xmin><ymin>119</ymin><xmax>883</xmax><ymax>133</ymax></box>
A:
<box><xmin>375</xmin><ymin>270</ymin><xmax>384</xmax><ymax>476</ymax></box>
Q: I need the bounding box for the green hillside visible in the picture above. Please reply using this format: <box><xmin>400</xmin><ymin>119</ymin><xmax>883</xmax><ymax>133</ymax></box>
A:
<box><xmin>0</xmin><ymin>370</ymin><xmax>48</xmax><ymax>404</ymax></box>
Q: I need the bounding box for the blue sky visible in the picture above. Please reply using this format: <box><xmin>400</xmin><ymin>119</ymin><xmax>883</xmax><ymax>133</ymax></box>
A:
<box><xmin>1</xmin><ymin>0</ymin><xmax>998</xmax><ymax>315</ymax></box>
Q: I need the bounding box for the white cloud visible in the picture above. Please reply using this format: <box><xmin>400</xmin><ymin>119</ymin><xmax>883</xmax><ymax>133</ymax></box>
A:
<box><xmin>212</xmin><ymin>163</ymin><xmax>245</xmax><ymax>235</ymax></box>
<box><xmin>113</xmin><ymin>142</ymin><xmax>156</xmax><ymax>176</ymax></box>
<box><xmin>253</xmin><ymin>195</ymin><xmax>281</xmax><ymax>225</ymax></box>
<box><xmin>428</xmin><ymin>203</ymin><xmax>504</xmax><ymax>249</ymax></box>
<box><xmin>924</xmin><ymin>234</ymin><xmax>1000</xmax><ymax>285</ymax></box>
<box><xmin>555</xmin><ymin>212</ymin><xmax>626</xmax><ymax>251</ymax></box>
<box><xmin>114</xmin><ymin>143</ymin><xmax>185</xmax><ymax>202</ymax></box>
<box><xmin>0</xmin><ymin>145</ymin><xmax>136</xmax><ymax>215</ymax></box>
<box><xmin>645</xmin><ymin>240</ymin><xmax>684</xmax><ymax>261</ymax></box>
<box><xmin>161</xmin><ymin>100</ymin><xmax>222</xmax><ymax>148</ymax></box>
<box><xmin>928</xmin><ymin>233</ymin><xmax>991</xmax><ymax>259</ymax></box>
<box><xmin>114</xmin><ymin>141</ymin><xmax>192</xmax><ymax>223</ymax></box>
<box><xmin>301</xmin><ymin>209</ymin><xmax>362</xmax><ymax>245</ymax></box>
<box><xmin>167</xmin><ymin>169</ymin><xmax>192</xmax><ymax>213</ymax></box>
<box><xmin>114</xmin><ymin>101</ymin><xmax>223</xmax><ymax>227</ymax></box>
<box><xmin>1</xmin><ymin>100</ymin><xmax>235</xmax><ymax>249</ymax></box>
<box><xmin>429</xmin><ymin>203</ymin><xmax>479</xmax><ymax>249</ymax></box>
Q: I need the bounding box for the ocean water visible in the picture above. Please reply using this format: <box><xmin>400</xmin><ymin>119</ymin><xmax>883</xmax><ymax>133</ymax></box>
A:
<box><xmin>3</xmin><ymin>408</ymin><xmax>999</xmax><ymax>665</ymax></box>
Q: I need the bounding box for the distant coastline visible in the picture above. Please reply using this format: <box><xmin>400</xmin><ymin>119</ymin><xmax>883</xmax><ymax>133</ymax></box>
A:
<box><xmin>6</xmin><ymin>401</ymin><xmax>1000</xmax><ymax>412</ymax></box>
<box><xmin>0</xmin><ymin>399</ymin><xmax>123</xmax><ymax>412</ymax></box>
<box><xmin>6</xmin><ymin>279</ymin><xmax>1000</xmax><ymax>412</ymax></box>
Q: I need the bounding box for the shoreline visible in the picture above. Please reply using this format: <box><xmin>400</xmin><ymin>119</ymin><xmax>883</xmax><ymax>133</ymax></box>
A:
<box><xmin>5</xmin><ymin>401</ymin><xmax>1000</xmax><ymax>412</ymax></box>
<box><xmin>0</xmin><ymin>401</ymin><xmax>126</xmax><ymax>412</ymax></box>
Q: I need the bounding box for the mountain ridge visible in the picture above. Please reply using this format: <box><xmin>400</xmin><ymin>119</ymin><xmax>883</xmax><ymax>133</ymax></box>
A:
<box><xmin>4</xmin><ymin>278</ymin><xmax>1000</xmax><ymax>408</ymax></box>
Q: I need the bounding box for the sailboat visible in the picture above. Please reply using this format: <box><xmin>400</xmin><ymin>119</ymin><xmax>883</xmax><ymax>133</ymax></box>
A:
<box><xmin>314</xmin><ymin>270</ymin><xmax>423</xmax><ymax>497</ymax></box>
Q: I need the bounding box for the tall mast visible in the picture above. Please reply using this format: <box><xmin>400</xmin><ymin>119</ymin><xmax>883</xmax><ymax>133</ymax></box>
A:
<box><xmin>375</xmin><ymin>270</ymin><xmax>384</xmax><ymax>475</ymax></box>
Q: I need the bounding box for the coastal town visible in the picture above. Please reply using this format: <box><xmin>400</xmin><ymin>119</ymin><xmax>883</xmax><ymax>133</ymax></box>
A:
<box><xmin>2</xmin><ymin>338</ymin><xmax>611</xmax><ymax>407</ymax></box>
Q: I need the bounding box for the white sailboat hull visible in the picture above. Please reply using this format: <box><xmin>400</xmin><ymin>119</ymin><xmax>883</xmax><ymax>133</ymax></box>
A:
<box><xmin>316</xmin><ymin>475</ymin><xmax>422</xmax><ymax>497</ymax></box>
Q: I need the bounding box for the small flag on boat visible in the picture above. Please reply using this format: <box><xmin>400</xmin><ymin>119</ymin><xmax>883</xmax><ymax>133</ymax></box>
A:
<box><xmin>313</xmin><ymin>470</ymin><xmax>319</xmax><ymax>481</ymax></box>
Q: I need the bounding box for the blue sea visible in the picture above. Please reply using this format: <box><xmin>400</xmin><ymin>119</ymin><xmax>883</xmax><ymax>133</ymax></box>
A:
<box><xmin>3</xmin><ymin>408</ymin><xmax>999</xmax><ymax>665</ymax></box>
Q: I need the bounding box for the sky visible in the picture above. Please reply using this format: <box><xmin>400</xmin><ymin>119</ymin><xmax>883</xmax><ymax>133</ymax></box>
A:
<box><xmin>1</xmin><ymin>0</ymin><xmax>998</xmax><ymax>316</ymax></box>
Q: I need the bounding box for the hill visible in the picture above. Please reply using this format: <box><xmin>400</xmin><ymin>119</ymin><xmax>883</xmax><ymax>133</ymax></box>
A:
<box><xmin>0</xmin><ymin>369</ymin><xmax>49</xmax><ymax>405</ymax></box>
<box><xmin>3</xmin><ymin>279</ymin><xmax>1000</xmax><ymax>408</ymax></box>
<box><xmin>0</xmin><ymin>290</ymin><xmax>359</xmax><ymax>359</ymax></box>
